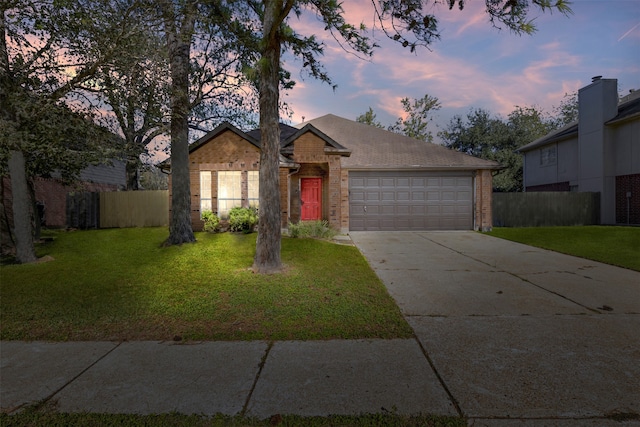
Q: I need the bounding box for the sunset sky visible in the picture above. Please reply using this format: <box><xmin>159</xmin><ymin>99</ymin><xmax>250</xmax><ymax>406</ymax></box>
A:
<box><xmin>281</xmin><ymin>0</ymin><xmax>640</xmax><ymax>139</ymax></box>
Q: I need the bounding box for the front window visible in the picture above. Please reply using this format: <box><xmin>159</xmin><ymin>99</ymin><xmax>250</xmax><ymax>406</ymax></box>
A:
<box><xmin>200</xmin><ymin>171</ymin><xmax>212</xmax><ymax>216</ymax></box>
<box><xmin>248</xmin><ymin>171</ymin><xmax>259</xmax><ymax>209</ymax></box>
<box><xmin>218</xmin><ymin>171</ymin><xmax>242</xmax><ymax>219</ymax></box>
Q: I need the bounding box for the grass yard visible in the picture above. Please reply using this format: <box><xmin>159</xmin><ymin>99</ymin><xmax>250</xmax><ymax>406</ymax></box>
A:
<box><xmin>0</xmin><ymin>228</ymin><xmax>413</xmax><ymax>341</ymax></box>
<box><xmin>0</xmin><ymin>412</ymin><xmax>466</xmax><ymax>427</ymax></box>
<box><xmin>486</xmin><ymin>226</ymin><xmax>640</xmax><ymax>271</ymax></box>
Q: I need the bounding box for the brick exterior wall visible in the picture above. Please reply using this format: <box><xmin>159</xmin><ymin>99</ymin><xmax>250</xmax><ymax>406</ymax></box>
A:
<box><xmin>182</xmin><ymin>129</ymin><xmax>262</xmax><ymax>231</ymax></box>
<box><xmin>616</xmin><ymin>173</ymin><xmax>640</xmax><ymax>225</ymax></box>
<box><xmin>289</xmin><ymin>133</ymin><xmax>343</xmax><ymax>230</ymax></box>
<box><xmin>525</xmin><ymin>181</ymin><xmax>571</xmax><ymax>192</ymax></box>
<box><xmin>340</xmin><ymin>168</ymin><xmax>350</xmax><ymax>232</ymax></box>
<box><xmin>474</xmin><ymin>169</ymin><xmax>493</xmax><ymax>231</ymax></box>
<box><xmin>176</xmin><ymin>127</ymin><xmax>494</xmax><ymax>233</ymax></box>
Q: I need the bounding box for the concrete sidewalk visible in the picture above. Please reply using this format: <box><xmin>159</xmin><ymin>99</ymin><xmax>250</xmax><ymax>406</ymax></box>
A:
<box><xmin>2</xmin><ymin>231</ymin><xmax>639</xmax><ymax>426</ymax></box>
<box><xmin>1</xmin><ymin>339</ymin><xmax>456</xmax><ymax>418</ymax></box>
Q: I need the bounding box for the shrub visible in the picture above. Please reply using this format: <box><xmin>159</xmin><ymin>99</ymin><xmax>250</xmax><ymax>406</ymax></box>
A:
<box><xmin>201</xmin><ymin>210</ymin><xmax>221</xmax><ymax>232</ymax></box>
<box><xmin>287</xmin><ymin>220</ymin><xmax>337</xmax><ymax>240</ymax></box>
<box><xmin>229</xmin><ymin>207</ymin><xmax>258</xmax><ymax>233</ymax></box>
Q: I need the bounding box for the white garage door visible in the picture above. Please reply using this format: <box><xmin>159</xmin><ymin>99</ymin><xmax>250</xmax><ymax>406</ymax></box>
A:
<box><xmin>349</xmin><ymin>171</ymin><xmax>474</xmax><ymax>231</ymax></box>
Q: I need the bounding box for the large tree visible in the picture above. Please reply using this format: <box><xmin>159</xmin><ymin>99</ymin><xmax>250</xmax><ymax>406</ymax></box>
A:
<box><xmin>159</xmin><ymin>0</ymin><xmax>259</xmax><ymax>246</ymax></box>
<box><xmin>1</xmin><ymin>0</ymin><xmax>141</xmax><ymax>262</ymax></box>
<box><xmin>82</xmin><ymin>3</ymin><xmax>257</xmax><ymax>192</ymax></box>
<box><xmin>245</xmin><ymin>0</ymin><xmax>571</xmax><ymax>272</ymax></box>
<box><xmin>440</xmin><ymin>106</ymin><xmax>556</xmax><ymax>191</ymax></box>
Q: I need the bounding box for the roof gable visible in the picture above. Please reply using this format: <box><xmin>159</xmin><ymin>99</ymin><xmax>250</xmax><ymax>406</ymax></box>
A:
<box><xmin>281</xmin><ymin>123</ymin><xmax>351</xmax><ymax>156</ymax></box>
<box><xmin>189</xmin><ymin>122</ymin><xmax>259</xmax><ymax>155</ymax></box>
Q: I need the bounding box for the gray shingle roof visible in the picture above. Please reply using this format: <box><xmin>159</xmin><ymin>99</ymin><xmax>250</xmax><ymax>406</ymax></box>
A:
<box><xmin>518</xmin><ymin>121</ymin><xmax>578</xmax><ymax>153</ymax></box>
<box><xmin>299</xmin><ymin>114</ymin><xmax>499</xmax><ymax>170</ymax></box>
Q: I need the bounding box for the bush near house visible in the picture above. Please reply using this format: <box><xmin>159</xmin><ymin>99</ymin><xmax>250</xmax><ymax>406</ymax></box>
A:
<box><xmin>201</xmin><ymin>210</ymin><xmax>221</xmax><ymax>232</ymax></box>
<box><xmin>288</xmin><ymin>220</ymin><xmax>337</xmax><ymax>240</ymax></box>
<box><xmin>228</xmin><ymin>207</ymin><xmax>258</xmax><ymax>233</ymax></box>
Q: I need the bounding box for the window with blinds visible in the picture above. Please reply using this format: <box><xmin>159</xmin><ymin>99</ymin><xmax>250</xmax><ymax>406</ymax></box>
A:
<box><xmin>218</xmin><ymin>171</ymin><xmax>242</xmax><ymax>219</ymax></box>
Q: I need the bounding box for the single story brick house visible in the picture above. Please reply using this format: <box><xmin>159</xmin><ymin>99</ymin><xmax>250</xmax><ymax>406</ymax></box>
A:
<box><xmin>161</xmin><ymin>114</ymin><xmax>499</xmax><ymax>233</ymax></box>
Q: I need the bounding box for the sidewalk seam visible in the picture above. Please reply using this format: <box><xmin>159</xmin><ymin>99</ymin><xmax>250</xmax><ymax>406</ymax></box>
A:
<box><xmin>240</xmin><ymin>341</ymin><xmax>273</xmax><ymax>417</ymax></box>
<box><xmin>412</xmin><ymin>336</ymin><xmax>464</xmax><ymax>417</ymax></box>
<box><xmin>32</xmin><ymin>341</ymin><xmax>123</xmax><ymax>412</ymax></box>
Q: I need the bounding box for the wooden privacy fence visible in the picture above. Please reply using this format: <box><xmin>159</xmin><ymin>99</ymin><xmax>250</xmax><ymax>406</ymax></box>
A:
<box><xmin>100</xmin><ymin>190</ymin><xmax>169</xmax><ymax>228</ymax></box>
<box><xmin>493</xmin><ymin>192</ymin><xmax>600</xmax><ymax>227</ymax></box>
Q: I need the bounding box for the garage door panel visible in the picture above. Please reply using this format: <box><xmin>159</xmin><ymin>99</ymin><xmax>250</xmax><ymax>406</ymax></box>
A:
<box><xmin>442</xmin><ymin>177</ymin><xmax>459</xmax><ymax>186</ymax></box>
<box><xmin>380</xmin><ymin>205</ymin><xmax>395</xmax><ymax>214</ymax></box>
<box><xmin>349</xmin><ymin>171</ymin><xmax>473</xmax><ymax>231</ymax></box>
<box><xmin>350</xmin><ymin>190</ymin><xmax>365</xmax><ymax>202</ymax></box>
<box><xmin>397</xmin><ymin>191</ymin><xmax>410</xmax><ymax>201</ymax></box>
<box><xmin>396</xmin><ymin>205</ymin><xmax>410</xmax><ymax>215</ymax></box>
<box><xmin>397</xmin><ymin>178</ymin><xmax>410</xmax><ymax>187</ymax></box>
<box><xmin>427</xmin><ymin>191</ymin><xmax>440</xmax><ymax>201</ymax></box>
<box><xmin>381</xmin><ymin>191</ymin><xmax>395</xmax><ymax>201</ymax></box>
<box><xmin>442</xmin><ymin>191</ymin><xmax>456</xmax><ymax>201</ymax></box>
<box><xmin>412</xmin><ymin>191</ymin><xmax>426</xmax><ymax>201</ymax></box>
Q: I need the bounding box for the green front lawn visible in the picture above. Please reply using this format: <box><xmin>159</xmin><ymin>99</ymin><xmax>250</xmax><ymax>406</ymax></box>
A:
<box><xmin>0</xmin><ymin>228</ymin><xmax>413</xmax><ymax>341</ymax></box>
<box><xmin>486</xmin><ymin>226</ymin><xmax>640</xmax><ymax>271</ymax></box>
<box><xmin>0</xmin><ymin>412</ymin><xmax>466</xmax><ymax>427</ymax></box>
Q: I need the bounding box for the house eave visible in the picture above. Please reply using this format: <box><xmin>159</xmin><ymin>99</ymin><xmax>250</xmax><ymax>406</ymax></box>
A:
<box><xmin>344</xmin><ymin>164</ymin><xmax>500</xmax><ymax>172</ymax></box>
<box><xmin>518</xmin><ymin>122</ymin><xmax>579</xmax><ymax>153</ymax></box>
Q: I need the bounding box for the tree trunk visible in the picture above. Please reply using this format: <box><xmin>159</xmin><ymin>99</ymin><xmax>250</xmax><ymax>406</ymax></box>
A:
<box><xmin>163</xmin><ymin>4</ymin><xmax>195</xmax><ymax>246</ymax></box>
<box><xmin>253</xmin><ymin>1</ymin><xmax>282</xmax><ymax>273</ymax></box>
<box><xmin>126</xmin><ymin>157</ymin><xmax>140</xmax><ymax>190</ymax></box>
<box><xmin>8</xmin><ymin>150</ymin><xmax>37</xmax><ymax>263</ymax></box>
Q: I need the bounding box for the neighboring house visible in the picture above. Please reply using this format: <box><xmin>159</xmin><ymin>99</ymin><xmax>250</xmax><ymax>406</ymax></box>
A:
<box><xmin>161</xmin><ymin>114</ymin><xmax>499</xmax><ymax>233</ymax></box>
<box><xmin>518</xmin><ymin>77</ymin><xmax>640</xmax><ymax>225</ymax></box>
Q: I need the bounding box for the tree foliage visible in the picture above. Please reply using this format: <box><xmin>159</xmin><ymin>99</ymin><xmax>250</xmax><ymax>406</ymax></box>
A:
<box><xmin>360</xmin><ymin>94</ymin><xmax>441</xmax><ymax>142</ymax></box>
<box><xmin>440</xmin><ymin>106</ymin><xmax>557</xmax><ymax>192</ymax></box>
<box><xmin>552</xmin><ymin>91</ymin><xmax>578</xmax><ymax>127</ymax></box>
<box><xmin>356</xmin><ymin>107</ymin><xmax>385</xmax><ymax>128</ymax></box>
<box><xmin>1</xmin><ymin>0</ymin><xmax>136</xmax><ymax>262</ymax></box>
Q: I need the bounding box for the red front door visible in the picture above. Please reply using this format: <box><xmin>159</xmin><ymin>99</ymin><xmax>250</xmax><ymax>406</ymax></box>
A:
<box><xmin>300</xmin><ymin>178</ymin><xmax>322</xmax><ymax>220</ymax></box>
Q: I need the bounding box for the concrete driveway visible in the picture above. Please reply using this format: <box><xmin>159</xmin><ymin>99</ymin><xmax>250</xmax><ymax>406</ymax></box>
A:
<box><xmin>350</xmin><ymin>231</ymin><xmax>640</xmax><ymax>425</ymax></box>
